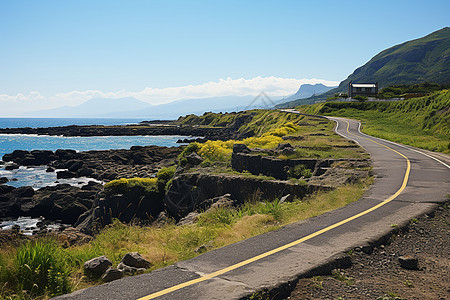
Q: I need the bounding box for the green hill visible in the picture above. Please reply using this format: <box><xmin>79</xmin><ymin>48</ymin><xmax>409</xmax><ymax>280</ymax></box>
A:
<box><xmin>278</xmin><ymin>27</ymin><xmax>450</xmax><ymax>108</ymax></box>
<box><xmin>298</xmin><ymin>90</ymin><xmax>450</xmax><ymax>153</ymax></box>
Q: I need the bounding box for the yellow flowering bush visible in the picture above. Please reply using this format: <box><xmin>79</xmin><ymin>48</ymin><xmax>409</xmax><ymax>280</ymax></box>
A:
<box><xmin>193</xmin><ymin>122</ymin><xmax>300</xmax><ymax>161</ymax></box>
<box><xmin>197</xmin><ymin>140</ymin><xmax>234</xmax><ymax>161</ymax></box>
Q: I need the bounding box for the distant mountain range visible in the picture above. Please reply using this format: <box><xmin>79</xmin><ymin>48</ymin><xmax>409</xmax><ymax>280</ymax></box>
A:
<box><xmin>25</xmin><ymin>97</ymin><xmax>154</xmax><ymax>118</ymax></box>
<box><xmin>25</xmin><ymin>95</ymin><xmax>263</xmax><ymax>119</ymax></box>
<box><xmin>25</xmin><ymin>83</ymin><xmax>335</xmax><ymax>119</ymax></box>
<box><xmin>281</xmin><ymin>84</ymin><xmax>336</xmax><ymax>103</ymax></box>
<box><xmin>278</xmin><ymin>27</ymin><xmax>450</xmax><ymax>108</ymax></box>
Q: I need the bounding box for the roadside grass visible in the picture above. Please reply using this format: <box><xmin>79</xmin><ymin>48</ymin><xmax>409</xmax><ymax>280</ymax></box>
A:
<box><xmin>0</xmin><ymin>177</ymin><xmax>371</xmax><ymax>298</ymax></box>
<box><xmin>297</xmin><ymin>90</ymin><xmax>450</xmax><ymax>153</ymax></box>
<box><xmin>0</xmin><ymin>109</ymin><xmax>373</xmax><ymax>298</ymax></box>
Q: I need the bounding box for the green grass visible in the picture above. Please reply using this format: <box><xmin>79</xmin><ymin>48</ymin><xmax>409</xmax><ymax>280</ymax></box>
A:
<box><xmin>0</xmin><ymin>178</ymin><xmax>371</xmax><ymax>299</ymax></box>
<box><xmin>298</xmin><ymin>90</ymin><xmax>450</xmax><ymax>153</ymax></box>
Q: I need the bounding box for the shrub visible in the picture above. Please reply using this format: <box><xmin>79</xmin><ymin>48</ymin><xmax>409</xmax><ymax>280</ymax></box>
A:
<box><xmin>14</xmin><ymin>239</ymin><xmax>71</xmax><ymax>297</ymax></box>
<box><xmin>353</xmin><ymin>95</ymin><xmax>368</xmax><ymax>101</ymax></box>
<box><xmin>178</xmin><ymin>142</ymin><xmax>200</xmax><ymax>159</ymax></box>
<box><xmin>197</xmin><ymin>140</ymin><xmax>234</xmax><ymax>161</ymax></box>
<box><xmin>104</xmin><ymin>177</ymin><xmax>158</xmax><ymax>195</ymax></box>
<box><xmin>157</xmin><ymin>166</ymin><xmax>176</xmax><ymax>182</ymax></box>
<box><xmin>287</xmin><ymin>164</ymin><xmax>312</xmax><ymax>179</ymax></box>
<box><xmin>157</xmin><ymin>166</ymin><xmax>176</xmax><ymax>191</ymax></box>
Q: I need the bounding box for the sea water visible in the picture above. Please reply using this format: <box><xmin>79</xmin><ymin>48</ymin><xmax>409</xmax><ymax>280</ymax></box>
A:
<box><xmin>0</xmin><ymin>118</ymin><xmax>194</xmax><ymax>187</ymax></box>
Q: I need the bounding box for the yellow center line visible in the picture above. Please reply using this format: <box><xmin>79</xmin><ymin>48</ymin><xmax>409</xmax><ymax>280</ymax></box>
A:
<box><xmin>138</xmin><ymin>119</ymin><xmax>411</xmax><ymax>300</ymax></box>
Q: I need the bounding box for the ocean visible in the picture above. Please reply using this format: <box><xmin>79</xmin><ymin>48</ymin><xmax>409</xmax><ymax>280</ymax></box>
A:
<box><xmin>0</xmin><ymin>117</ymin><xmax>149</xmax><ymax>129</ymax></box>
<box><xmin>0</xmin><ymin>118</ymin><xmax>190</xmax><ymax>158</ymax></box>
<box><xmin>0</xmin><ymin>118</ymin><xmax>193</xmax><ymax>188</ymax></box>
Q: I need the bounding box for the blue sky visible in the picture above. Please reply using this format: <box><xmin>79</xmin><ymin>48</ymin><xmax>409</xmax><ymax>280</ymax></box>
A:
<box><xmin>0</xmin><ymin>0</ymin><xmax>449</xmax><ymax>115</ymax></box>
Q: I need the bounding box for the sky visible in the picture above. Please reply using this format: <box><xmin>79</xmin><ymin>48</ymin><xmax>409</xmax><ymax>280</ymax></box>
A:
<box><xmin>1</xmin><ymin>0</ymin><xmax>449</xmax><ymax>116</ymax></box>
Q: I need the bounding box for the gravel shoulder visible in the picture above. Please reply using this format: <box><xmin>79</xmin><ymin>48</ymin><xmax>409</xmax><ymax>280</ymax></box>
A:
<box><xmin>288</xmin><ymin>201</ymin><xmax>449</xmax><ymax>300</ymax></box>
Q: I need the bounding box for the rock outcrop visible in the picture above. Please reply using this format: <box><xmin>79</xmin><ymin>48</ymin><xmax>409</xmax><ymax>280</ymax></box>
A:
<box><xmin>2</xmin><ymin>145</ymin><xmax>182</xmax><ymax>182</ymax></box>
<box><xmin>0</xmin><ymin>182</ymin><xmax>101</xmax><ymax>225</ymax></box>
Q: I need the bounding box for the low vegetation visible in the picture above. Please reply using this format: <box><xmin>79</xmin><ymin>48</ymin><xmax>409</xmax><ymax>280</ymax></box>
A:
<box><xmin>0</xmin><ymin>178</ymin><xmax>371</xmax><ymax>299</ymax></box>
<box><xmin>0</xmin><ymin>109</ymin><xmax>372</xmax><ymax>298</ymax></box>
<box><xmin>298</xmin><ymin>90</ymin><xmax>450</xmax><ymax>153</ymax></box>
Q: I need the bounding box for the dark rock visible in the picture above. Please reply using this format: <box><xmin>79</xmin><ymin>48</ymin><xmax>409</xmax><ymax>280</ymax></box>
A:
<box><xmin>276</xmin><ymin>143</ymin><xmax>296</xmax><ymax>155</ymax></box>
<box><xmin>101</xmin><ymin>267</ymin><xmax>123</xmax><ymax>282</ymax></box>
<box><xmin>29</xmin><ymin>184</ymin><xmax>97</xmax><ymax>225</ymax></box>
<box><xmin>0</xmin><ymin>185</ymin><xmax>15</xmax><ymax>194</ymax></box>
<box><xmin>185</xmin><ymin>152</ymin><xmax>203</xmax><ymax>166</ymax></box>
<box><xmin>231</xmin><ymin>152</ymin><xmax>317</xmax><ymax>180</ymax></box>
<box><xmin>84</xmin><ymin>256</ymin><xmax>113</xmax><ymax>277</ymax></box>
<box><xmin>398</xmin><ymin>255</ymin><xmax>419</xmax><ymax>270</ymax></box>
<box><xmin>165</xmin><ymin>173</ymin><xmax>316</xmax><ymax>219</ymax></box>
<box><xmin>282</xmin><ymin>135</ymin><xmax>304</xmax><ymax>141</ymax></box>
<box><xmin>12</xmin><ymin>186</ymin><xmax>35</xmax><ymax>198</ymax></box>
<box><xmin>57</xmin><ymin>170</ymin><xmax>77</xmax><ymax>179</ymax></box>
<box><xmin>46</xmin><ymin>166</ymin><xmax>55</xmax><ymax>172</ymax></box>
<box><xmin>121</xmin><ymin>252</ymin><xmax>151</xmax><ymax>269</ymax></box>
<box><xmin>3</xmin><ymin>150</ymin><xmax>29</xmax><ymax>162</ymax></box>
<box><xmin>55</xmin><ymin>149</ymin><xmax>80</xmax><ymax>160</ymax></box>
<box><xmin>5</xmin><ymin>163</ymin><xmax>20</xmax><ymax>170</ymax></box>
<box><xmin>0</xmin><ymin>177</ymin><xmax>8</xmax><ymax>184</ymax></box>
<box><xmin>67</xmin><ymin>160</ymin><xmax>84</xmax><ymax>172</ymax></box>
<box><xmin>233</xmin><ymin>143</ymin><xmax>250</xmax><ymax>154</ymax></box>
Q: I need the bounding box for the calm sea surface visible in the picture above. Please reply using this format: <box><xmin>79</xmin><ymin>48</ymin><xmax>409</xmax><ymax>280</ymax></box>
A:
<box><xmin>0</xmin><ymin>118</ymin><xmax>189</xmax><ymax>158</ymax></box>
<box><xmin>0</xmin><ymin>118</ymin><xmax>193</xmax><ymax>188</ymax></box>
<box><xmin>0</xmin><ymin>117</ymin><xmax>148</xmax><ymax>128</ymax></box>
<box><xmin>0</xmin><ymin>118</ymin><xmax>191</xmax><ymax>228</ymax></box>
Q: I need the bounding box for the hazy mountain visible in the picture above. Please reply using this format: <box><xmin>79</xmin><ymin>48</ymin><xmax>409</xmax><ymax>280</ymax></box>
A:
<box><xmin>282</xmin><ymin>83</ymin><xmax>336</xmax><ymax>102</ymax></box>
<box><xmin>26</xmin><ymin>97</ymin><xmax>153</xmax><ymax>118</ymax></box>
<box><xmin>104</xmin><ymin>95</ymin><xmax>264</xmax><ymax>119</ymax></box>
<box><xmin>25</xmin><ymin>95</ymin><xmax>275</xmax><ymax>119</ymax></box>
<box><xmin>278</xmin><ymin>27</ymin><xmax>450</xmax><ymax>108</ymax></box>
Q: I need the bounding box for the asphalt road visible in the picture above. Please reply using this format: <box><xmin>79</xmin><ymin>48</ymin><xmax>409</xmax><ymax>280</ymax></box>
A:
<box><xmin>55</xmin><ymin>116</ymin><xmax>449</xmax><ymax>300</ymax></box>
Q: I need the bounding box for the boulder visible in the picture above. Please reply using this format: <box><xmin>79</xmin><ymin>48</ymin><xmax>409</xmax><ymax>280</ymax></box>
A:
<box><xmin>276</xmin><ymin>143</ymin><xmax>296</xmax><ymax>155</ymax></box>
<box><xmin>57</xmin><ymin>170</ymin><xmax>77</xmax><ymax>179</ymax></box>
<box><xmin>101</xmin><ymin>267</ymin><xmax>123</xmax><ymax>282</ymax></box>
<box><xmin>117</xmin><ymin>262</ymin><xmax>146</xmax><ymax>275</ymax></box>
<box><xmin>46</xmin><ymin>166</ymin><xmax>55</xmax><ymax>172</ymax></box>
<box><xmin>5</xmin><ymin>163</ymin><xmax>20</xmax><ymax>170</ymax></box>
<box><xmin>121</xmin><ymin>252</ymin><xmax>151</xmax><ymax>269</ymax></box>
<box><xmin>185</xmin><ymin>152</ymin><xmax>204</xmax><ymax>166</ymax></box>
<box><xmin>0</xmin><ymin>177</ymin><xmax>8</xmax><ymax>184</ymax></box>
<box><xmin>177</xmin><ymin>212</ymin><xmax>200</xmax><ymax>226</ymax></box>
<box><xmin>205</xmin><ymin>194</ymin><xmax>235</xmax><ymax>211</ymax></box>
<box><xmin>232</xmin><ymin>143</ymin><xmax>250</xmax><ymax>154</ymax></box>
<box><xmin>84</xmin><ymin>256</ymin><xmax>113</xmax><ymax>277</ymax></box>
<box><xmin>398</xmin><ymin>255</ymin><xmax>419</xmax><ymax>270</ymax></box>
<box><xmin>12</xmin><ymin>186</ymin><xmax>35</xmax><ymax>198</ymax></box>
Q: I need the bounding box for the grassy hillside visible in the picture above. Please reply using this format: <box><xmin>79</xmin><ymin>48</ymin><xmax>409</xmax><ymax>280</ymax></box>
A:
<box><xmin>298</xmin><ymin>90</ymin><xmax>450</xmax><ymax>153</ymax></box>
<box><xmin>278</xmin><ymin>27</ymin><xmax>450</xmax><ymax>108</ymax></box>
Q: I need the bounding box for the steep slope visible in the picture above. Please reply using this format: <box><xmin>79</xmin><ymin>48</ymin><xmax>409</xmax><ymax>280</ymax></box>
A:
<box><xmin>339</xmin><ymin>27</ymin><xmax>450</xmax><ymax>88</ymax></box>
<box><xmin>278</xmin><ymin>27</ymin><xmax>450</xmax><ymax>108</ymax></box>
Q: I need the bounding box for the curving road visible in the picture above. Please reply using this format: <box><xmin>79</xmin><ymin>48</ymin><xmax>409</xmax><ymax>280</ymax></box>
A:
<box><xmin>55</xmin><ymin>117</ymin><xmax>449</xmax><ymax>300</ymax></box>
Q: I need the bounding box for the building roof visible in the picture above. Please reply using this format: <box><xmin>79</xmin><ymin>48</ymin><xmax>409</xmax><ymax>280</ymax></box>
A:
<box><xmin>351</xmin><ymin>83</ymin><xmax>377</xmax><ymax>88</ymax></box>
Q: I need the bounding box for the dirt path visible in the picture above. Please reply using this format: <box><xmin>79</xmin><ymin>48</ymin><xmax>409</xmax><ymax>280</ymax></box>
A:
<box><xmin>288</xmin><ymin>202</ymin><xmax>449</xmax><ymax>300</ymax></box>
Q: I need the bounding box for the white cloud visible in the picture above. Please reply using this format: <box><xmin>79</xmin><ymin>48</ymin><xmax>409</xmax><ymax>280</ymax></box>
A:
<box><xmin>0</xmin><ymin>76</ymin><xmax>339</xmax><ymax>116</ymax></box>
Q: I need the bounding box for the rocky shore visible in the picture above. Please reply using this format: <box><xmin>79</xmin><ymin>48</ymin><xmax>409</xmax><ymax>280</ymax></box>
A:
<box><xmin>0</xmin><ymin>123</ymin><xmax>236</xmax><ymax>140</ymax></box>
<box><xmin>2</xmin><ymin>145</ymin><xmax>181</xmax><ymax>182</ymax></box>
<box><xmin>0</xmin><ymin>144</ymin><xmax>182</xmax><ymax>232</ymax></box>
